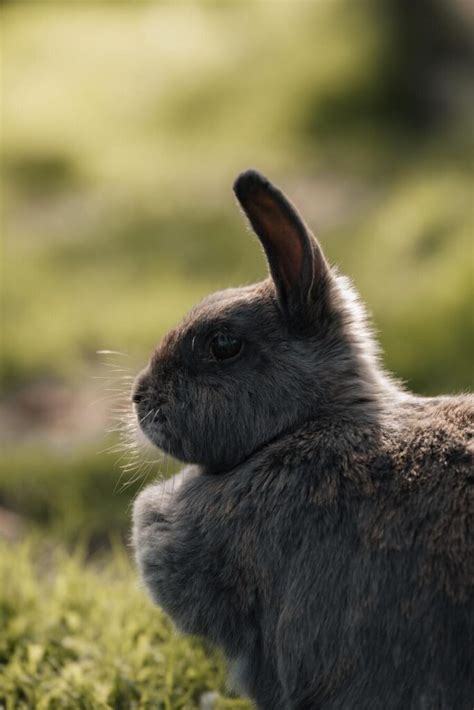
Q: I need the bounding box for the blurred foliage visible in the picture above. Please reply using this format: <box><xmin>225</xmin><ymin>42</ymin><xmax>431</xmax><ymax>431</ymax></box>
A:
<box><xmin>1</xmin><ymin>0</ymin><xmax>473</xmax><ymax>706</ymax></box>
<box><xmin>0</xmin><ymin>445</ymin><xmax>165</xmax><ymax>550</ymax></box>
<box><xmin>2</xmin><ymin>0</ymin><xmax>472</xmax><ymax>394</ymax></box>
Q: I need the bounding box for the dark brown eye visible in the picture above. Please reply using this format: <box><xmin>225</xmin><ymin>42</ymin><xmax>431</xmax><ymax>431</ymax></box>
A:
<box><xmin>210</xmin><ymin>332</ymin><xmax>243</xmax><ymax>361</ymax></box>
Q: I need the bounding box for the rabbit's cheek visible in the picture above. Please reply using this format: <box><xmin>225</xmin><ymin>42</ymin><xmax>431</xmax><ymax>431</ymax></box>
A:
<box><xmin>144</xmin><ymin>417</ymin><xmax>170</xmax><ymax>450</ymax></box>
<box><xmin>135</xmin><ymin>402</ymin><xmax>167</xmax><ymax>448</ymax></box>
<box><xmin>143</xmin><ymin>410</ymin><xmax>190</xmax><ymax>462</ymax></box>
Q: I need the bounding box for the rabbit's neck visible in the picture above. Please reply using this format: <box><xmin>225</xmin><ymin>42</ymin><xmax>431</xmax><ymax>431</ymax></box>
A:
<box><xmin>324</xmin><ymin>274</ymin><xmax>406</xmax><ymax>424</ymax></box>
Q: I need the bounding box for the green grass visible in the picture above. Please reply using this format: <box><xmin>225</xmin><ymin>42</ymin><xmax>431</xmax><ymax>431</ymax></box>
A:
<box><xmin>0</xmin><ymin>538</ymin><xmax>252</xmax><ymax>709</ymax></box>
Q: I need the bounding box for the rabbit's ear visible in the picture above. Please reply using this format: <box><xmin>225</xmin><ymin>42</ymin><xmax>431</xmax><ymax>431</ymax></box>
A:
<box><xmin>233</xmin><ymin>169</ymin><xmax>331</xmax><ymax>326</ymax></box>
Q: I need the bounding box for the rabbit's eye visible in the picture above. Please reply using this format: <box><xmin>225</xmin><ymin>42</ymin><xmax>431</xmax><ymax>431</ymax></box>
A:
<box><xmin>210</xmin><ymin>332</ymin><xmax>243</xmax><ymax>361</ymax></box>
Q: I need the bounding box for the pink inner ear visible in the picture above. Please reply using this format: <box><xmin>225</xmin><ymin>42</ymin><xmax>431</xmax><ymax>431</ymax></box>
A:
<box><xmin>250</xmin><ymin>191</ymin><xmax>304</xmax><ymax>291</ymax></box>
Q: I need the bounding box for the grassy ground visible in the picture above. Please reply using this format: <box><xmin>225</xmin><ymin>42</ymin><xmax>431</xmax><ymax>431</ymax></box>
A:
<box><xmin>1</xmin><ymin>1</ymin><xmax>473</xmax><ymax>707</ymax></box>
<box><xmin>0</xmin><ymin>539</ymin><xmax>251</xmax><ymax>710</ymax></box>
<box><xmin>0</xmin><ymin>447</ymin><xmax>251</xmax><ymax>708</ymax></box>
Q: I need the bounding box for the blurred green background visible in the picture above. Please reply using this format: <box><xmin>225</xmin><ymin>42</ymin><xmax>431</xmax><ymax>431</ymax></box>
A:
<box><xmin>1</xmin><ymin>1</ymin><xmax>473</xmax><ymax>707</ymax></box>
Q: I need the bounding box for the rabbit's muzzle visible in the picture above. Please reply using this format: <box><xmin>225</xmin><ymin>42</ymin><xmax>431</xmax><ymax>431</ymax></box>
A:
<box><xmin>131</xmin><ymin>369</ymin><xmax>148</xmax><ymax>404</ymax></box>
<box><xmin>132</xmin><ymin>365</ymin><xmax>183</xmax><ymax>457</ymax></box>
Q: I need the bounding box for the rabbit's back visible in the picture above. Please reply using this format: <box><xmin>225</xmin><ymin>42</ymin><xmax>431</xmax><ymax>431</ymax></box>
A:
<box><xmin>370</xmin><ymin>394</ymin><xmax>472</xmax><ymax>542</ymax></box>
<box><xmin>235</xmin><ymin>395</ymin><xmax>474</xmax><ymax>707</ymax></box>
<box><xmin>376</xmin><ymin>394</ymin><xmax>473</xmax><ymax>601</ymax></box>
<box><xmin>365</xmin><ymin>396</ymin><xmax>472</xmax><ymax>702</ymax></box>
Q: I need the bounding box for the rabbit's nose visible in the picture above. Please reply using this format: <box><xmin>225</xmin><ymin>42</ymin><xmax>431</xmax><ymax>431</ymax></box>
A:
<box><xmin>132</xmin><ymin>388</ymin><xmax>144</xmax><ymax>404</ymax></box>
<box><xmin>131</xmin><ymin>370</ymin><xmax>149</xmax><ymax>404</ymax></box>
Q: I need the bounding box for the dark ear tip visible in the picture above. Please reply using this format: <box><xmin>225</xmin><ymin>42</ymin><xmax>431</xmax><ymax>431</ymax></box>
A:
<box><xmin>233</xmin><ymin>169</ymin><xmax>271</xmax><ymax>202</ymax></box>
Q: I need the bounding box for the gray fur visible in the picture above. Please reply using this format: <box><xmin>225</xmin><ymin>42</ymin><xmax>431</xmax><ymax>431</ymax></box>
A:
<box><xmin>132</xmin><ymin>170</ymin><xmax>473</xmax><ymax>709</ymax></box>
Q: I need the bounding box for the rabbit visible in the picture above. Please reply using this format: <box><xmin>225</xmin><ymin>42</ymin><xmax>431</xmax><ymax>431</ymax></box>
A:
<box><xmin>131</xmin><ymin>170</ymin><xmax>473</xmax><ymax>709</ymax></box>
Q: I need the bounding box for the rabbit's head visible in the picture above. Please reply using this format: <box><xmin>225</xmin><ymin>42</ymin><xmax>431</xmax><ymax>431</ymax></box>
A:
<box><xmin>133</xmin><ymin>170</ymin><xmax>387</xmax><ymax>471</ymax></box>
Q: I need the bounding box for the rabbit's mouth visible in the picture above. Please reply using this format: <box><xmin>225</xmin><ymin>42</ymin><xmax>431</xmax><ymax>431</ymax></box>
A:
<box><xmin>132</xmin><ymin>371</ymin><xmax>168</xmax><ymax>444</ymax></box>
<box><xmin>134</xmin><ymin>397</ymin><xmax>188</xmax><ymax>462</ymax></box>
<box><xmin>135</xmin><ymin>403</ymin><xmax>167</xmax><ymax>447</ymax></box>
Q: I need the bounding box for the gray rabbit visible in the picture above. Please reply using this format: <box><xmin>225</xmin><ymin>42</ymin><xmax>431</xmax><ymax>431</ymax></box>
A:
<box><xmin>132</xmin><ymin>170</ymin><xmax>473</xmax><ymax>709</ymax></box>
